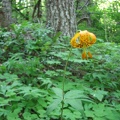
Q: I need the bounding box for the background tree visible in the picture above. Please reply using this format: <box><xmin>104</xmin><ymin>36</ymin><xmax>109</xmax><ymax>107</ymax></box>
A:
<box><xmin>2</xmin><ymin>0</ymin><xmax>12</xmax><ymax>27</ymax></box>
<box><xmin>46</xmin><ymin>0</ymin><xmax>76</xmax><ymax>37</ymax></box>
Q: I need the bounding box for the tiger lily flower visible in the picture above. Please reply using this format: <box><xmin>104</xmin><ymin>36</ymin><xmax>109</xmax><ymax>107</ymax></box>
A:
<box><xmin>70</xmin><ymin>30</ymin><xmax>96</xmax><ymax>59</ymax></box>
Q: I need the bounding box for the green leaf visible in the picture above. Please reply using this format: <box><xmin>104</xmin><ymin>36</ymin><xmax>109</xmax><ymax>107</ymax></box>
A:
<box><xmin>64</xmin><ymin>90</ymin><xmax>85</xmax><ymax>99</ymax></box>
<box><xmin>46</xmin><ymin>60</ymin><xmax>61</xmax><ymax>65</ymax></box>
<box><xmin>115</xmin><ymin>104</ymin><xmax>120</xmax><ymax>111</ymax></box>
<box><xmin>93</xmin><ymin>103</ymin><xmax>106</xmax><ymax>117</ymax></box>
<box><xmin>47</xmin><ymin>98</ymin><xmax>62</xmax><ymax>114</ymax></box>
<box><xmin>63</xmin><ymin>109</ymin><xmax>76</xmax><ymax>120</ymax></box>
<box><xmin>65</xmin><ymin>99</ymin><xmax>83</xmax><ymax>111</ymax></box>
<box><xmin>52</xmin><ymin>31</ymin><xmax>62</xmax><ymax>42</ymax></box>
<box><xmin>5</xmin><ymin>89</ymin><xmax>16</xmax><ymax>97</ymax></box>
<box><xmin>13</xmin><ymin>108</ymin><xmax>23</xmax><ymax>115</ymax></box>
<box><xmin>0</xmin><ymin>85</ymin><xmax>7</xmax><ymax>96</ymax></box>
<box><xmin>69</xmin><ymin>59</ymin><xmax>88</xmax><ymax>63</ymax></box>
<box><xmin>45</xmin><ymin>70</ymin><xmax>59</xmax><ymax>76</ymax></box>
<box><xmin>104</xmin><ymin>107</ymin><xmax>120</xmax><ymax>120</ymax></box>
<box><xmin>7</xmin><ymin>111</ymin><xmax>21</xmax><ymax>120</ymax></box>
<box><xmin>38</xmin><ymin>98</ymin><xmax>47</xmax><ymax>108</ymax></box>
<box><xmin>0</xmin><ymin>73</ymin><xmax>18</xmax><ymax>81</ymax></box>
<box><xmin>91</xmin><ymin>90</ymin><xmax>108</xmax><ymax>101</ymax></box>
<box><xmin>52</xmin><ymin>87</ymin><xmax>63</xmax><ymax>98</ymax></box>
<box><xmin>94</xmin><ymin>117</ymin><xmax>105</xmax><ymax>120</ymax></box>
<box><xmin>84</xmin><ymin>110</ymin><xmax>94</xmax><ymax>118</ymax></box>
<box><xmin>0</xmin><ymin>98</ymin><xmax>9</xmax><ymax>106</ymax></box>
<box><xmin>0</xmin><ymin>108</ymin><xmax>7</xmax><ymax>116</ymax></box>
<box><xmin>23</xmin><ymin>110</ymin><xmax>32</xmax><ymax>120</ymax></box>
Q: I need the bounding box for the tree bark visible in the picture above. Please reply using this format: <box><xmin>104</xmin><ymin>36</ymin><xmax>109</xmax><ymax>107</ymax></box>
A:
<box><xmin>46</xmin><ymin>0</ymin><xmax>77</xmax><ymax>37</ymax></box>
<box><xmin>2</xmin><ymin>0</ymin><xmax>13</xmax><ymax>27</ymax></box>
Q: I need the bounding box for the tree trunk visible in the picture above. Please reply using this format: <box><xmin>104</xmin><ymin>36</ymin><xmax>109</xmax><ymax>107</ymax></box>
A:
<box><xmin>2</xmin><ymin>0</ymin><xmax>12</xmax><ymax>27</ymax></box>
<box><xmin>46</xmin><ymin>0</ymin><xmax>76</xmax><ymax>37</ymax></box>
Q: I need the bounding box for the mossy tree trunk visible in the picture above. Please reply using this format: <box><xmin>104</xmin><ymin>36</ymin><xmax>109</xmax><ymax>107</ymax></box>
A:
<box><xmin>46</xmin><ymin>0</ymin><xmax>76</xmax><ymax>37</ymax></box>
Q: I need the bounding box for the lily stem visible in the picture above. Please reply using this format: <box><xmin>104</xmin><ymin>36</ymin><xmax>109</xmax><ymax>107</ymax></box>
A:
<box><xmin>60</xmin><ymin>47</ymin><xmax>72</xmax><ymax>120</ymax></box>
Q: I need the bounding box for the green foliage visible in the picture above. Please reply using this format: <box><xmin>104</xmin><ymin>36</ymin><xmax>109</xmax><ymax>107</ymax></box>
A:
<box><xmin>0</xmin><ymin>21</ymin><xmax>56</xmax><ymax>61</ymax></box>
<box><xmin>0</xmin><ymin>21</ymin><xmax>120</xmax><ymax>120</ymax></box>
<box><xmin>77</xmin><ymin>0</ymin><xmax>120</xmax><ymax>43</ymax></box>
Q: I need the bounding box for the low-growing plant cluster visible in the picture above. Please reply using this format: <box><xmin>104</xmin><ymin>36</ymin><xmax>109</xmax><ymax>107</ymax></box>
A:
<box><xmin>0</xmin><ymin>22</ymin><xmax>120</xmax><ymax>120</ymax></box>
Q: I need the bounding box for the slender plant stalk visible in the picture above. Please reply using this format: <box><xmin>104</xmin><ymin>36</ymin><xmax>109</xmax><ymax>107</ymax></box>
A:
<box><xmin>60</xmin><ymin>47</ymin><xmax>72</xmax><ymax>120</ymax></box>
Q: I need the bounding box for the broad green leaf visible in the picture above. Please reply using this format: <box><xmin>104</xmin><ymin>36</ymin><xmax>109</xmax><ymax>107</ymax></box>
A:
<box><xmin>13</xmin><ymin>108</ymin><xmax>23</xmax><ymax>115</ymax></box>
<box><xmin>84</xmin><ymin>110</ymin><xmax>94</xmax><ymax>118</ymax></box>
<box><xmin>105</xmin><ymin>111</ymin><xmax>120</xmax><ymax>120</ymax></box>
<box><xmin>46</xmin><ymin>60</ymin><xmax>61</xmax><ymax>64</ymax></box>
<box><xmin>0</xmin><ymin>85</ymin><xmax>7</xmax><ymax>95</ymax></box>
<box><xmin>0</xmin><ymin>73</ymin><xmax>18</xmax><ymax>81</ymax></box>
<box><xmin>11</xmin><ymin>81</ymin><xmax>22</xmax><ymax>88</ymax></box>
<box><xmin>45</xmin><ymin>70</ymin><xmax>59</xmax><ymax>76</ymax></box>
<box><xmin>0</xmin><ymin>98</ymin><xmax>9</xmax><ymax>106</ymax></box>
<box><xmin>30</xmin><ymin>114</ymin><xmax>38</xmax><ymax>120</ymax></box>
<box><xmin>0</xmin><ymin>108</ymin><xmax>7</xmax><ymax>116</ymax></box>
<box><xmin>23</xmin><ymin>111</ymin><xmax>32</xmax><ymax>120</ymax></box>
<box><xmin>65</xmin><ymin>99</ymin><xmax>83</xmax><ymax>111</ymax></box>
<box><xmin>69</xmin><ymin>59</ymin><xmax>88</xmax><ymax>63</ymax></box>
<box><xmin>5</xmin><ymin>90</ymin><xmax>16</xmax><ymax>97</ymax></box>
<box><xmin>63</xmin><ymin>109</ymin><xmax>76</xmax><ymax>120</ymax></box>
<box><xmin>94</xmin><ymin>107</ymin><xmax>105</xmax><ymax>117</ymax></box>
<box><xmin>8</xmin><ymin>96</ymin><xmax>22</xmax><ymax>102</ymax></box>
<box><xmin>115</xmin><ymin>104</ymin><xmax>120</xmax><ymax>111</ymax></box>
<box><xmin>94</xmin><ymin>117</ymin><xmax>105</xmax><ymax>120</ymax></box>
<box><xmin>38</xmin><ymin>98</ymin><xmax>47</xmax><ymax>107</ymax></box>
<box><xmin>73</xmin><ymin>111</ymin><xmax>82</xmax><ymax>119</ymax></box>
<box><xmin>91</xmin><ymin>90</ymin><xmax>107</xmax><ymax>101</ymax></box>
<box><xmin>52</xmin><ymin>87</ymin><xmax>63</xmax><ymax>98</ymax></box>
<box><xmin>7</xmin><ymin>111</ymin><xmax>21</xmax><ymax>120</ymax></box>
<box><xmin>38</xmin><ymin>110</ymin><xmax>46</xmax><ymax>118</ymax></box>
<box><xmin>47</xmin><ymin>98</ymin><xmax>62</xmax><ymax>114</ymax></box>
<box><xmin>64</xmin><ymin>90</ymin><xmax>85</xmax><ymax>99</ymax></box>
<box><xmin>104</xmin><ymin>107</ymin><xmax>120</xmax><ymax>120</ymax></box>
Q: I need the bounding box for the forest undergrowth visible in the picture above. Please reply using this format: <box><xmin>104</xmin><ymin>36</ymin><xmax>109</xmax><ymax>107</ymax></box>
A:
<box><xmin>0</xmin><ymin>22</ymin><xmax>120</xmax><ymax>120</ymax></box>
